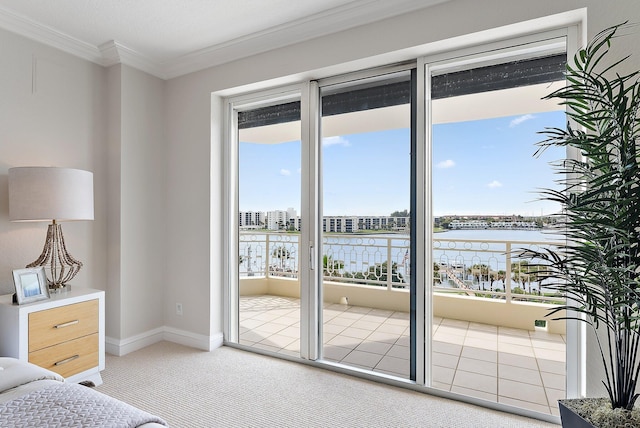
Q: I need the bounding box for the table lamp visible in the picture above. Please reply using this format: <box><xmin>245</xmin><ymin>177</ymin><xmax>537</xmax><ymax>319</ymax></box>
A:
<box><xmin>8</xmin><ymin>167</ymin><xmax>94</xmax><ymax>290</ymax></box>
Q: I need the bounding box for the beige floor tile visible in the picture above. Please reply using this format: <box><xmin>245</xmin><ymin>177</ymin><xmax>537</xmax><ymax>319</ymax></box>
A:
<box><xmin>395</xmin><ymin>335</ymin><xmax>410</xmax><ymax>347</ymax></box>
<box><xmin>341</xmin><ymin>326</ymin><xmax>374</xmax><ymax>340</ymax></box>
<box><xmin>458</xmin><ymin>357</ymin><xmax>497</xmax><ymax>377</ymax></box>
<box><xmin>432</xmin><ymin>341</ymin><xmax>462</xmax><ymax>356</ymax></box>
<box><xmin>338</xmin><ymin>311</ymin><xmax>366</xmax><ymax>320</ymax></box>
<box><xmin>375</xmin><ymin>355</ymin><xmax>409</xmax><ymax>377</ymax></box>
<box><xmin>461</xmin><ymin>346</ymin><xmax>497</xmax><ymax>363</ymax></box>
<box><xmin>468</xmin><ymin>322</ymin><xmax>498</xmax><ymax>333</ymax></box>
<box><xmin>498</xmin><ymin>334</ymin><xmax>532</xmax><ymax>347</ymax></box>
<box><xmin>272</xmin><ymin>315</ymin><xmax>299</xmax><ymax>326</ymax></box>
<box><xmin>260</xmin><ymin>333</ymin><xmax>297</xmax><ymax>349</ymax></box>
<box><xmin>499</xmin><ymin>378</ymin><xmax>548</xmax><ymax>406</ymax></box>
<box><xmin>433</xmin><ymin>333</ymin><xmax>465</xmax><ymax>345</ymax></box>
<box><xmin>342</xmin><ymin>350</ymin><xmax>384</xmax><ymax>368</ymax></box>
<box><xmin>432</xmin><ymin>365</ymin><xmax>455</xmax><ymax>385</ymax></box>
<box><xmin>497</xmin><ymin>342</ymin><xmax>535</xmax><ymax>357</ymax></box>
<box><xmin>540</xmin><ymin>371</ymin><xmax>565</xmax><ymax>390</ymax></box>
<box><xmin>252</xmin><ymin>342</ymin><xmax>282</xmax><ymax>353</ymax></box>
<box><xmin>323</xmin><ymin>345</ymin><xmax>352</xmax><ymax>361</ymax></box>
<box><xmin>326</xmin><ymin>334</ymin><xmax>361</xmax><ymax>349</ymax></box>
<box><xmin>386</xmin><ymin>344</ymin><xmax>409</xmax><ymax>360</ymax></box>
<box><xmin>545</xmin><ymin>387</ymin><xmax>566</xmax><ymax>405</ymax></box>
<box><xmin>498</xmin><ymin>326</ymin><xmax>531</xmax><ymax>337</ymax></box>
<box><xmin>350</xmin><ymin>319</ymin><xmax>381</xmax><ymax>331</ymax></box>
<box><xmin>453</xmin><ymin>370</ymin><xmax>497</xmax><ymax>394</ymax></box>
<box><xmin>432</xmin><ymin>381</ymin><xmax>452</xmax><ymax>391</ymax></box>
<box><xmin>441</xmin><ymin>318</ymin><xmax>470</xmax><ymax>329</ymax></box>
<box><xmin>240</xmin><ymin>318</ymin><xmax>266</xmax><ymax>329</ymax></box>
<box><xmin>531</xmin><ymin>338</ymin><xmax>566</xmax><ymax>351</ymax></box>
<box><xmin>253</xmin><ymin>322</ymin><xmax>286</xmax><ymax>335</ymax></box>
<box><xmin>498</xmin><ymin>364</ymin><xmax>542</xmax><ymax>386</ymax></box>
<box><xmin>355</xmin><ymin>341</ymin><xmax>393</xmax><ymax>355</ymax></box>
<box><xmin>376</xmin><ymin>323</ymin><xmax>407</xmax><ymax>335</ymax></box>
<box><xmin>366</xmin><ymin>331</ymin><xmax>400</xmax><ymax>344</ymax></box>
<box><xmin>466</xmin><ymin>329</ymin><xmax>497</xmax><ymax>340</ymax></box>
<box><xmin>436</xmin><ymin>325</ymin><xmax>468</xmax><ymax>337</ymax></box>
<box><xmin>499</xmin><ymin>352</ymin><xmax>538</xmax><ymax>370</ymax></box>
<box><xmin>464</xmin><ymin>336</ymin><xmax>498</xmax><ymax>351</ymax></box>
<box><xmin>345</xmin><ymin>306</ymin><xmax>371</xmax><ymax>314</ymax></box>
<box><xmin>323</xmin><ymin>323</ymin><xmax>347</xmax><ymax>334</ymax></box>
<box><xmin>277</xmin><ymin>326</ymin><xmax>300</xmax><ymax>338</ymax></box>
<box><xmin>326</xmin><ymin>317</ymin><xmax>357</xmax><ymax>327</ymax></box>
<box><xmin>432</xmin><ymin>351</ymin><xmax>459</xmax><ymax>369</ymax></box>
<box><xmin>450</xmin><ymin>385</ymin><xmax>497</xmax><ymax>402</ymax></box>
<box><xmin>369</xmin><ymin>308</ymin><xmax>394</xmax><ymax>317</ymax></box>
<box><xmin>323</xmin><ymin>332</ymin><xmax>336</xmax><ymax>343</ymax></box>
<box><xmin>534</xmin><ymin>347</ymin><xmax>565</xmax><ymax>362</ymax></box>
<box><xmin>240</xmin><ymin>330</ymin><xmax>267</xmax><ymax>343</ymax></box>
<box><xmin>537</xmin><ymin>358</ymin><xmax>565</xmax><ymax>375</ymax></box>
<box><xmin>498</xmin><ymin>396</ymin><xmax>551</xmax><ymax>414</ymax></box>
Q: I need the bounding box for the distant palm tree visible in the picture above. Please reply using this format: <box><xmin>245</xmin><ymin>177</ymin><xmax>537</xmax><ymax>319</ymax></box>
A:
<box><xmin>272</xmin><ymin>246</ymin><xmax>290</xmax><ymax>269</ymax></box>
<box><xmin>323</xmin><ymin>255</ymin><xmax>344</xmax><ymax>277</ymax></box>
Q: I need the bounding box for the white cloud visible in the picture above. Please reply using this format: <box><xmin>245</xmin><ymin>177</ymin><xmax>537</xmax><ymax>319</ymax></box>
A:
<box><xmin>487</xmin><ymin>180</ymin><xmax>503</xmax><ymax>188</ymax></box>
<box><xmin>436</xmin><ymin>159</ymin><xmax>455</xmax><ymax>169</ymax></box>
<box><xmin>322</xmin><ymin>136</ymin><xmax>350</xmax><ymax>147</ymax></box>
<box><xmin>280</xmin><ymin>169</ymin><xmax>291</xmax><ymax>176</ymax></box>
<box><xmin>509</xmin><ymin>114</ymin><xmax>536</xmax><ymax>128</ymax></box>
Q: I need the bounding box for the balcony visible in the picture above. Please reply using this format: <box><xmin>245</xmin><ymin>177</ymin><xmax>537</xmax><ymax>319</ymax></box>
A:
<box><xmin>238</xmin><ymin>231</ymin><xmax>566</xmax><ymax>416</ymax></box>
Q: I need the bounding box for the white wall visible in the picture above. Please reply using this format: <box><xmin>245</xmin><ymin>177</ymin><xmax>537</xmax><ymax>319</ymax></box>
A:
<box><xmin>106</xmin><ymin>64</ymin><xmax>167</xmax><ymax>349</ymax></box>
<box><xmin>0</xmin><ymin>29</ymin><xmax>166</xmax><ymax>353</ymax></box>
<box><xmin>164</xmin><ymin>0</ymin><xmax>640</xmax><ymax>395</ymax></box>
<box><xmin>0</xmin><ymin>27</ymin><xmax>107</xmax><ymax>297</ymax></box>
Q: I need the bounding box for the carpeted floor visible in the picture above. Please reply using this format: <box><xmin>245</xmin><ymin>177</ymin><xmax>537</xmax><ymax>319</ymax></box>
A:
<box><xmin>96</xmin><ymin>341</ymin><xmax>558</xmax><ymax>427</ymax></box>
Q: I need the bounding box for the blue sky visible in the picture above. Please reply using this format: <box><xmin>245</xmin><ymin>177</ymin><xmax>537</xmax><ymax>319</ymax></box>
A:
<box><xmin>239</xmin><ymin>110</ymin><xmax>565</xmax><ymax>217</ymax></box>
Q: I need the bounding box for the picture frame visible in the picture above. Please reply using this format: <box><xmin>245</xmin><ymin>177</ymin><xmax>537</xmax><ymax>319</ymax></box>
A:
<box><xmin>12</xmin><ymin>267</ymin><xmax>49</xmax><ymax>305</ymax></box>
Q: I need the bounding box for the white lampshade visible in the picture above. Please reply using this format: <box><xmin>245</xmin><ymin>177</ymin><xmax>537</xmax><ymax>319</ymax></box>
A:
<box><xmin>8</xmin><ymin>167</ymin><xmax>94</xmax><ymax>222</ymax></box>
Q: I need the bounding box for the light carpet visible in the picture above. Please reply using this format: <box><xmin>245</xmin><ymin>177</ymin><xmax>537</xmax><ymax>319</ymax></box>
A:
<box><xmin>96</xmin><ymin>341</ymin><xmax>557</xmax><ymax>427</ymax></box>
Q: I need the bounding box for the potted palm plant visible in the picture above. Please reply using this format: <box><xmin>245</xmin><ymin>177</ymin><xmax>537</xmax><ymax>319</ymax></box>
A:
<box><xmin>524</xmin><ymin>23</ymin><xmax>640</xmax><ymax>427</ymax></box>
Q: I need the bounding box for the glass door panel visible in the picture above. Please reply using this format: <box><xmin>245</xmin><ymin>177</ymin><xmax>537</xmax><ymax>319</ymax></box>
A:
<box><xmin>429</xmin><ymin>52</ymin><xmax>567</xmax><ymax>414</ymax></box>
<box><xmin>237</xmin><ymin>99</ymin><xmax>302</xmax><ymax>356</ymax></box>
<box><xmin>320</xmin><ymin>72</ymin><xmax>414</xmax><ymax>379</ymax></box>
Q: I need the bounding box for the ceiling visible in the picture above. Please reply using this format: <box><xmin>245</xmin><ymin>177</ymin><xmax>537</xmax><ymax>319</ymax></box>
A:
<box><xmin>0</xmin><ymin>0</ymin><xmax>447</xmax><ymax>79</ymax></box>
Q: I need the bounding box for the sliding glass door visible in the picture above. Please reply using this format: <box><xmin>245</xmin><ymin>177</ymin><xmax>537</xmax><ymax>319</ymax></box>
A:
<box><xmin>426</xmin><ymin>38</ymin><xmax>568</xmax><ymax>414</ymax></box>
<box><xmin>225</xmin><ymin>26</ymin><xmax>577</xmax><ymax>420</ymax></box>
<box><xmin>233</xmin><ymin>93</ymin><xmax>303</xmax><ymax>356</ymax></box>
<box><xmin>319</xmin><ymin>71</ymin><xmax>415</xmax><ymax>379</ymax></box>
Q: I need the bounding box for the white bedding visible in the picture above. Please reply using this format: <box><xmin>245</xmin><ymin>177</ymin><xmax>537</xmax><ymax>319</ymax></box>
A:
<box><xmin>0</xmin><ymin>357</ymin><xmax>167</xmax><ymax>428</ymax></box>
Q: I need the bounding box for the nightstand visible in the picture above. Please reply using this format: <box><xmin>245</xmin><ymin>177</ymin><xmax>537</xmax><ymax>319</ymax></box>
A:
<box><xmin>0</xmin><ymin>287</ymin><xmax>105</xmax><ymax>385</ymax></box>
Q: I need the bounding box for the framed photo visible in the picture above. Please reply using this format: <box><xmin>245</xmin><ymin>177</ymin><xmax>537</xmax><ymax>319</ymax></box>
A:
<box><xmin>12</xmin><ymin>267</ymin><xmax>49</xmax><ymax>305</ymax></box>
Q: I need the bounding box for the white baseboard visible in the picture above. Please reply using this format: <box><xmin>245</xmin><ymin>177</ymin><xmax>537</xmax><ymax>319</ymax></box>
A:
<box><xmin>106</xmin><ymin>328</ymin><xmax>223</xmax><ymax>356</ymax></box>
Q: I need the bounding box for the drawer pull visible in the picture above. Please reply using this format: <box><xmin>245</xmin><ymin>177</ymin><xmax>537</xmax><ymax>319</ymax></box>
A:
<box><xmin>54</xmin><ymin>355</ymin><xmax>80</xmax><ymax>366</ymax></box>
<box><xmin>54</xmin><ymin>320</ymin><xmax>79</xmax><ymax>329</ymax></box>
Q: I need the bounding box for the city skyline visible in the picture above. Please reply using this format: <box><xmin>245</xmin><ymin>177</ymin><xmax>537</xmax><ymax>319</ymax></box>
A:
<box><xmin>239</xmin><ymin>110</ymin><xmax>565</xmax><ymax>217</ymax></box>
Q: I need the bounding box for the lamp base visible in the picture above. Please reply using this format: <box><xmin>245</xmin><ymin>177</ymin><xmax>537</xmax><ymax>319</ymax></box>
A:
<box><xmin>26</xmin><ymin>222</ymin><xmax>82</xmax><ymax>289</ymax></box>
<box><xmin>49</xmin><ymin>284</ymin><xmax>72</xmax><ymax>294</ymax></box>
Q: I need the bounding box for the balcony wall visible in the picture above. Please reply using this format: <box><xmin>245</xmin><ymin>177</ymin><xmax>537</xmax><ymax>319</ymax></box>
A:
<box><xmin>239</xmin><ymin>276</ymin><xmax>566</xmax><ymax>335</ymax></box>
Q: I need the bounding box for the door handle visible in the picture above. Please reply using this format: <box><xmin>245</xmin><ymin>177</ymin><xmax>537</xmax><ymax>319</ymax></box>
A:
<box><xmin>309</xmin><ymin>244</ymin><xmax>315</xmax><ymax>270</ymax></box>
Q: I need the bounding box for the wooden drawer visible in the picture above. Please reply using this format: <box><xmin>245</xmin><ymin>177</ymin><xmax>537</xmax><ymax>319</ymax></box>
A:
<box><xmin>29</xmin><ymin>333</ymin><xmax>98</xmax><ymax>378</ymax></box>
<box><xmin>28</xmin><ymin>300</ymin><xmax>99</xmax><ymax>352</ymax></box>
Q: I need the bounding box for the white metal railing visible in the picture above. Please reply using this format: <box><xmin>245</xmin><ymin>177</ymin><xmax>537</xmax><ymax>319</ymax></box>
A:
<box><xmin>239</xmin><ymin>231</ymin><xmax>563</xmax><ymax>303</ymax></box>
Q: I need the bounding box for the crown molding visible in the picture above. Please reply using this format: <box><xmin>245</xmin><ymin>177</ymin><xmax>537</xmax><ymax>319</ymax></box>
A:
<box><xmin>163</xmin><ymin>0</ymin><xmax>448</xmax><ymax>79</ymax></box>
<box><xmin>98</xmin><ymin>41</ymin><xmax>166</xmax><ymax>78</ymax></box>
<box><xmin>0</xmin><ymin>5</ymin><xmax>102</xmax><ymax>63</ymax></box>
<box><xmin>0</xmin><ymin>0</ymin><xmax>446</xmax><ymax>80</ymax></box>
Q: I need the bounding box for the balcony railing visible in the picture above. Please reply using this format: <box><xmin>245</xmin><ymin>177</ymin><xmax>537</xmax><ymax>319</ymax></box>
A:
<box><xmin>239</xmin><ymin>231</ymin><xmax>564</xmax><ymax>304</ymax></box>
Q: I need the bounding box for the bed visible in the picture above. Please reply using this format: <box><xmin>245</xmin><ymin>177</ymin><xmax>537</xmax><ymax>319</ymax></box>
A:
<box><xmin>0</xmin><ymin>357</ymin><xmax>167</xmax><ymax>427</ymax></box>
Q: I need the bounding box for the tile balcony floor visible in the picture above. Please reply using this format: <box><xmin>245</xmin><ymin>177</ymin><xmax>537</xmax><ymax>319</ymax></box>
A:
<box><xmin>239</xmin><ymin>295</ymin><xmax>566</xmax><ymax>417</ymax></box>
